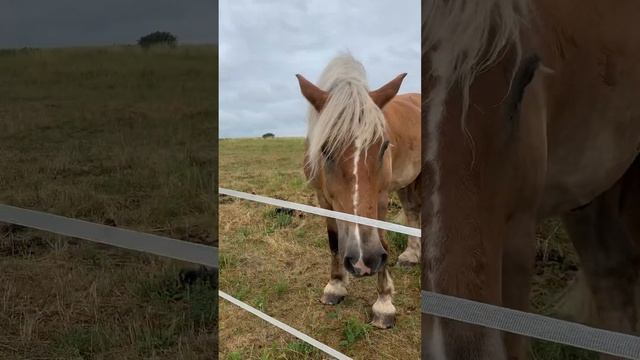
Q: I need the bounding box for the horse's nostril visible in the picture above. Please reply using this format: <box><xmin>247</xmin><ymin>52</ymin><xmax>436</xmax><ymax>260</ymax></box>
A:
<box><xmin>380</xmin><ymin>252</ymin><xmax>388</xmax><ymax>266</ymax></box>
<box><xmin>344</xmin><ymin>255</ymin><xmax>356</xmax><ymax>271</ymax></box>
<box><xmin>344</xmin><ymin>255</ymin><xmax>354</xmax><ymax>266</ymax></box>
<box><xmin>344</xmin><ymin>255</ymin><xmax>374</xmax><ymax>276</ymax></box>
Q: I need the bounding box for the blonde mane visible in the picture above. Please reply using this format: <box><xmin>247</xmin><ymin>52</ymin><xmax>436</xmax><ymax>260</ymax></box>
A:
<box><xmin>305</xmin><ymin>54</ymin><xmax>386</xmax><ymax>178</ymax></box>
<box><xmin>423</xmin><ymin>0</ymin><xmax>530</xmax><ymax>121</ymax></box>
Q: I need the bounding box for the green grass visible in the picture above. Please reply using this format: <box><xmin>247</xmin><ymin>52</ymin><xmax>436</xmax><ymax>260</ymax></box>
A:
<box><xmin>388</xmin><ymin>231</ymin><xmax>408</xmax><ymax>253</ymax></box>
<box><xmin>253</xmin><ymin>294</ymin><xmax>268</xmax><ymax>312</ymax></box>
<box><xmin>274</xmin><ymin>280</ymin><xmax>289</xmax><ymax>296</ymax></box>
<box><xmin>232</xmin><ymin>284</ymin><xmax>251</xmax><ymax>301</ymax></box>
<box><xmin>224</xmin><ymin>340</ymin><xmax>320</xmax><ymax>360</ymax></box>
<box><xmin>286</xmin><ymin>340</ymin><xmax>317</xmax><ymax>357</ymax></box>
<box><xmin>0</xmin><ymin>45</ymin><xmax>217</xmax><ymax>359</ymax></box>
<box><xmin>220</xmin><ymin>253</ymin><xmax>239</xmax><ymax>270</ymax></box>
<box><xmin>341</xmin><ymin>318</ymin><xmax>373</xmax><ymax>349</ymax></box>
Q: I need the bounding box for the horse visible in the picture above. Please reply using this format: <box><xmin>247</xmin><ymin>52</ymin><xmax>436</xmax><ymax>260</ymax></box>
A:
<box><xmin>422</xmin><ymin>0</ymin><xmax>640</xmax><ymax>358</ymax></box>
<box><xmin>295</xmin><ymin>54</ymin><xmax>421</xmax><ymax>329</ymax></box>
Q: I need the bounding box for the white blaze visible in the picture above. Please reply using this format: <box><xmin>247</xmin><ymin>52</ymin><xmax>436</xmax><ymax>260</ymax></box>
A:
<box><xmin>353</xmin><ymin>146</ymin><xmax>363</xmax><ymax>261</ymax></box>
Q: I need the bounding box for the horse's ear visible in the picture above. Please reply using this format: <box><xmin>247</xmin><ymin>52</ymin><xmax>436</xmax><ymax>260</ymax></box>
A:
<box><xmin>369</xmin><ymin>73</ymin><xmax>407</xmax><ymax>109</ymax></box>
<box><xmin>296</xmin><ymin>74</ymin><xmax>329</xmax><ymax>112</ymax></box>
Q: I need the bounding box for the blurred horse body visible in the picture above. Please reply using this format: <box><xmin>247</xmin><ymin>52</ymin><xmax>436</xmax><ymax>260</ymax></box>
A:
<box><xmin>423</xmin><ymin>0</ymin><xmax>640</xmax><ymax>358</ymax></box>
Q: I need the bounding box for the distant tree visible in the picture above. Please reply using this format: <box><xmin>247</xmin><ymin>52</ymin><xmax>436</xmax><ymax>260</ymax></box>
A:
<box><xmin>262</xmin><ymin>133</ymin><xmax>275</xmax><ymax>139</ymax></box>
<box><xmin>138</xmin><ymin>31</ymin><xmax>177</xmax><ymax>48</ymax></box>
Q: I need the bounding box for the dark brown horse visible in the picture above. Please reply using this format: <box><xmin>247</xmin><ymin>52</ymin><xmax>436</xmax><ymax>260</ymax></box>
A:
<box><xmin>423</xmin><ymin>0</ymin><xmax>640</xmax><ymax>358</ymax></box>
<box><xmin>296</xmin><ymin>54</ymin><xmax>421</xmax><ymax>328</ymax></box>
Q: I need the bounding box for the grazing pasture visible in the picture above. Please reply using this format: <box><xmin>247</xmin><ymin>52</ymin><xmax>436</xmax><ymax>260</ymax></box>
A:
<box><xmin>218</xmin><ymin>137</ymin><xmax>597</xmax><ymax>359</ymax></box>
<box><xmin>0</xmin><ymin>46</ymin><xmax>217</xmax><ymax>359</ymax></box>
<box><xmin>219</xmin><ymin>137</ymin><xmax>421</xmax><ymax>360</ymax></box>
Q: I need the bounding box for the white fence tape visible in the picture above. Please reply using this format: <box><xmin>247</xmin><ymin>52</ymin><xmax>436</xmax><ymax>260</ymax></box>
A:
<box><xmin>5</xmin><ymin>192</ymin><xmax>635</xmax><ymax>358</ymax></box>
<box><xmin>219</xmin><ymin>187</ymin><xmax>421</xmax><ymax>238</ymax></box>
<box><xmin>219</xmin><ymin>291</ymin><xmax>352</xmax><ymax>360</ymax></box>
<box><xmin>221</xmin><ymin>188</ymin><xmax>640</xmax><ymax>359</ymax></box>
<box><xmin>422</xmin><ymin>291</ymin><xmax>640</xmax><ymax>359</ymax></box>
<box><xmin>0</xmin><ymin>202</ymin><xmax>346</xmax><ymax>359</ymax></box>
<box><xmin>0</xmin><ymin>204</ymin><xmax>217</xmax><ymax>268</ymax></box>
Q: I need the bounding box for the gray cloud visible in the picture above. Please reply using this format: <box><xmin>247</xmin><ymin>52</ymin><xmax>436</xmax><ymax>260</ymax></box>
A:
<box><xmin>219</xmin><ymin>0</ymin><xmax>420</xmax><ymax>138</ymax></box>
<box><xmin>1</xmin><ymin>0</ymin><xmax>217</xmax><ymax>48</ymax></box>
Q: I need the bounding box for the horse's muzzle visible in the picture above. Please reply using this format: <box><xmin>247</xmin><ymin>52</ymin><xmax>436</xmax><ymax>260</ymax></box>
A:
<box><xmin>344</xmin><ymin>250</ymin><xmax>388</xmax><ymax>276</ymax></box>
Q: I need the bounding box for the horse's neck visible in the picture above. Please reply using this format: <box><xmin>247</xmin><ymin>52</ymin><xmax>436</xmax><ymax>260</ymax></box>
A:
<box><xmin>532</xmin><ymin>0</ymin><xmax>640</xmax><ymax>216</ymax></box>
<box><xmin>384</xmin><ymin>93</ymin><xmax>422</xmax><ymax>189</ymax></box>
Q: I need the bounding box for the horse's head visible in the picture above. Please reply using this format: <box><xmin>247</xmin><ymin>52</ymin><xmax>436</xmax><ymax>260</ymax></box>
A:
<box><xmin>296</xmin><ymin>70</ymin><xmax>406</xmax><ymax>276</ymax></box>
<box><xmin>423</xmin><ymin>0</ymin><xmax>547</xmax><ymax>357</ymax></box>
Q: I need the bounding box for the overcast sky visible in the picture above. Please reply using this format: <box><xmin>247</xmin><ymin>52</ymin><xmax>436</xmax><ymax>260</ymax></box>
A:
<box><xmin>219</xmin><ymin>0</ymin><xmax>420</xmax><ymax>138</ymax></box>
<box><xmin>0</xmin><ymin>0</ymin><xmax>217</xmax><ymax>48</ymax></box>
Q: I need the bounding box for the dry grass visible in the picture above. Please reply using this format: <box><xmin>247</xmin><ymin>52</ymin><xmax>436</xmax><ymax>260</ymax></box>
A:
<box><xmin>0</xmin><ymin>46</ymin><xmax>217</xmax><ymax>359</ymax></box>
<box><xmin>218</xmin><ymin>138</ymin><xmax>420</xmax><ymax>360</ymax></box>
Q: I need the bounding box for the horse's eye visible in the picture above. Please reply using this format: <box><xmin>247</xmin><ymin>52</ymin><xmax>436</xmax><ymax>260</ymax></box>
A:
<box><xmin>379</xmin><ymin>140</ymin><xmax>390</xmax><ymax>161</ymax></box>
<box><xmin>507</xmin><ymin>54</ymin><xmax>540</xmax><ymax>123</ymax></box>
<box><xmin>321</xmin><ymin>143</ymin><xmax>334</xmax><ymax>161</ymax></box>
<box><xmin>320</xmin><ymin>146</ymin><xmax>336</xmax><ymax>172</ymax></box>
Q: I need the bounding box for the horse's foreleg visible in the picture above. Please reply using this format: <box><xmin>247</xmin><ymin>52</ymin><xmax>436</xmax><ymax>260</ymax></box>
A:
<box><xmin>371</xmin><ymin>266</ymin><xmax>396</xmax><ymax>329</ymax></box>
<box><xmin>566</xmin><ymin>207</ymin><xmax>640</xmax><ymax>336</ymax></box>
<box><xmin>396</xmin><ymin>180</ymin><xmax>421</xmax><ymax>266</ymax></box>
<box><xmin>502</xmin><ymin>215</ymin><xmax>537</xmax><ymax>359</ymax></box>
<box><xmin>398</xmin><ymin>221</ymin><xmax>421</xmax><ymax>266</ymax></box>
<box><xmin>320</xmin><ymin>217</ymin><xmax>349</xmax><ymax>305</ymax></box>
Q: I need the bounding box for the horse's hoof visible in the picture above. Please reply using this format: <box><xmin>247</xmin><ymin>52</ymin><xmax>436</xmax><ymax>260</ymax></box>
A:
<box><xmin>396</xmin><ymin>252</ymin><xmax>420</xmax><ymax>267</ymax></box>
<box><xmin>395</xmin><ymin>259</ymin><xmax>419</xmax><ymax>267</ymax></box>
<box><xmin>371</xmin><ymin>297</ymin><xmax>396</xmax><ymax>329</ymax></box>
<box><xmin>320</xmin><ymin>293</ymin><xmax>345</xmax><ymax>305</ymax></box>
<box><xmin>321</xmin><ymin>281</ymin><xmax>347</xmax><ymax>305</ymax></box>
<box><xmin>371</xmin><ymin>313</ymin><xmax>395</xmax><ymax>329</ymax></box>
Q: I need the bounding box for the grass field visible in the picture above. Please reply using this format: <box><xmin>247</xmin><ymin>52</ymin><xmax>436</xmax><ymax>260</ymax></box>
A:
<box><xmin>218</xmin><ymin>137</ymin><xmax>598</xmax><ymax>359</ymax></box>
<box><xmin>0</xmin><ymin>46</ymin><xmax>217</xmax><ymax>359</ymax></box>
